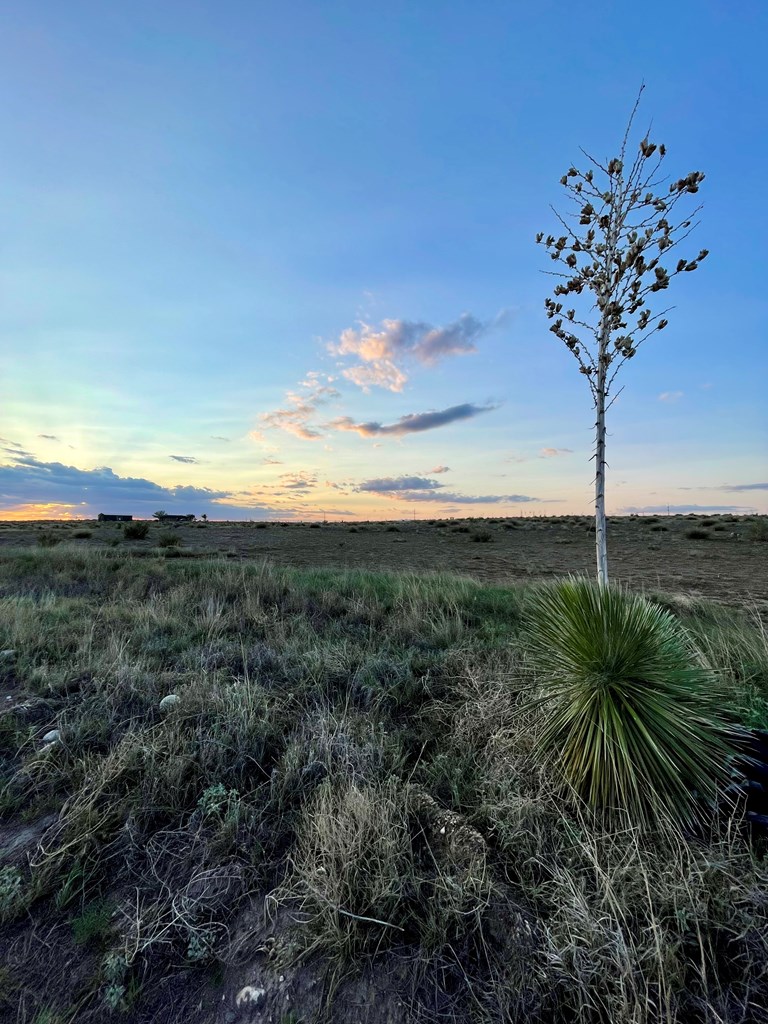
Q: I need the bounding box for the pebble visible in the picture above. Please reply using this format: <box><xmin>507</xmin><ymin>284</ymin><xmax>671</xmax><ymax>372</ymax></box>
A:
<box><xmin>159</xmin><ymin>694</ymin><xmax>180</xmax><ymax>710</ymax></box>
<box><xmin>42</xmin><ymin>729</ymin><xmax>61</xmax><ymax>744</ymax></box>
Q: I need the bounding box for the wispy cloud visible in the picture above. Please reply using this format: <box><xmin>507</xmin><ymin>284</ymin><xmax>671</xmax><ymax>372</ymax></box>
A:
<box><xmin>358</xmin><ymin>476</ymin><xmax>443</xmax><ymax>493</ymax></box>
<box><xmin>332</xmin><ymin>311</ymin><xmax>508</xmax><ymax>392</ymax></box>
<box><xmin>258</xmin><ymin>373</ymin><xmax>340</xmax><ymax>441</ymax></box>
<box><xmin>428</xmin><ymin>465</ymin><xmax>450</xmax><ymax>474</ymax></box>
<box><xmin>262</xmin><ymin>456</ymin><xmax>284</xmax><ymax>465</ymax></box>
<box><xmin>210</xmin><ymin>436</ymin><xmax>230</xmax><ymax>442</ymax></box>
<box><xmin>717</xmin><ymin>482</ymin><xmax>768</xmax><ymax>492</ymax></box>
<box><xmin>277</xmin><ymin>471</ymin><xmax>318</xmax><ymax>493</ymax></box>
<box><xmin>539</xmin><ymin>447</ymin><xmax>573</xmax><ymax>458</ymax></box>
<box><xmin>329</xmin><ymin>402</ymin><xmax>496</xmax><ymax>438</ymax></box>
<box><xmin>658</xmin><ymin>391</ymin><xmax>684</xmax><ymax>403</ymax></box>
<box><xmin>393</xmin><ymin>491</ymin><xmax>536</xmax><ymax>504</ymax></box>
<box><xmin>169</xmin><ymin>455</ymin><xmax>198</xmax><ymax>464</ymax></box>
<box><xmin>38</xmin><ymin>434</ymin><xmax>60</xmax><ymax>442</ymax></box>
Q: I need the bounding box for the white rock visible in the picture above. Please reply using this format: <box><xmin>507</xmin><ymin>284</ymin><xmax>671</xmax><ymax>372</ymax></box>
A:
<box><xmin>0</xmin><ymin>649</ymin><xmax>16</xmax><ymax>661</ymax></box>
<box><xmin>42</xmin><ymin>729</ymin><xmax>61</xmax><ymax>744</ymax></box>
<box><xmin>235</xmin><ymin>986</ymin><xmax>265</xmax><ymax>1007</ymax></box>
<box><xmin>159</xmin><ymin>694</ymin><xmax>180</xmax><ymax>710</ymax></box>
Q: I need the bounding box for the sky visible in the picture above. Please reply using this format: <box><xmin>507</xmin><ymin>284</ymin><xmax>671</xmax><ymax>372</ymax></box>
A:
<box><xmin>1</xmin><ymin>0</ymin><xmax>766</xmax><ymax>520</ymax></box>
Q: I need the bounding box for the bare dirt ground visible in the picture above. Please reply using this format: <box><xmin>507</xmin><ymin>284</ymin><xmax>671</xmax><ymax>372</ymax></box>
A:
<box><xmin>1</xmin><ymin>514</ymin><xmax>766</xmax><ymax>611</ymax></box>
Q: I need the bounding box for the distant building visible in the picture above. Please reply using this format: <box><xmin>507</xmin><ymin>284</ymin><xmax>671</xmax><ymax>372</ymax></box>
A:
<box><xmin>97</xmin><ymin>514</ymin><xmax>133</xmax><ymax>522</ymax></box>
<box><xmin>157</xmin><ymin>514</ymin><xmax>195</xmax><ymax>522</ymax></box>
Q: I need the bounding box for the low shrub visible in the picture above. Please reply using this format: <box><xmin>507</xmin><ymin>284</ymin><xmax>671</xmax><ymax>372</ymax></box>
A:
<box><xmin>72</xmin><ymin>530</ymin><xmax>92</xmax><ymax>539</ymax></box>
<box><xmin>650</xmin><ymin>525</ymin><xmax>668</xmax><ymax>532</ymax></box>
<box><xmin>36</xmin><ymin>532</ymin><xmax>61</xmax><ymax>548</ymax></box>
<box><xmin>685</xmin><ymin>528</ymin><xmax>710</xmax><ymax>540</ymax></box>
<box><xmin>748</xmin><ymin>519</ymin><xmax>768</xmax><ymax>542</ymax></box>
<box><xmin>158</xmin><ymin>531</ymin><xmax>182</xmax><ymax>548</ymax></box>
<box><xmin>123</xmin><ymin>521</ymin><xmax>150</xmax><ymax>540</ymax></box>
<box><xmin>472</xmin><ymin>530</ymin><xmax>493</xmax><ymax>543</ymax></box>
<box><xmin>386</xmin><ymin>525</ymin><xmax>400</xmax><ymax>533</ymax></box>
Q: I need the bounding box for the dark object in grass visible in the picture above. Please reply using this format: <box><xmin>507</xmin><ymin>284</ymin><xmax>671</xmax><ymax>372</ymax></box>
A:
<box><xmin>727</xmin><ymin>729</ymin><xmax>768</xmax><ymax>835</ymax></box>
<box><xmin>309</xmin><ymin>523</ymin><xmax>321</xmax><ymax>529</ymax></box>
<box><xmin>472</xmin><ymin>531</ymin><xmax>493</xmax><ymax>543</ymax></box>
<box><xmin>650</xmin><ymin>525</ymin><xmax>668</xmax><ymax>532</ymax></box>
<box><xmin>685</xmin><ymin>529</ymin><xmax>710</xmax><ymax>540</ymax></box>
<box><xmin>386</xmin><ymin>525</ymin><xmax>400</xmax><ymax>533</ymax></box>
<box><xmin>72</xmin><ymin>530</ymin><xmax>92</xmax><ymax>539</ymax></box>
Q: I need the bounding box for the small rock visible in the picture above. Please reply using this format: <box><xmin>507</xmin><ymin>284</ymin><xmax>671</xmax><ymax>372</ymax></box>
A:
<box><xmin>42</xmin><ymin>729</ymin><xmax>61</xmax><ymax>744</ymax></box>
<box><xmin>235</xmin><ymin>986</ymin><xmax>265</xmax><ymax>1007</ymax></box>
<box><xmin>159</xmin><ymin>694</ymin><xmax>180</xmax><ymax>710</ymax></box>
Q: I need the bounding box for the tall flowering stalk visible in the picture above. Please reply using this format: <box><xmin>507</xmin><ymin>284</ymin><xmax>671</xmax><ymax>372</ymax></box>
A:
<box><xmin>538</xmin><ymin>88</ymin><xmax>707</xmax><ymax>585</ymax></box>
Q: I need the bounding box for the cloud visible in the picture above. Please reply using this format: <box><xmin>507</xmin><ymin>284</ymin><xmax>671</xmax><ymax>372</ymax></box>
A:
<box><xmin>539</xmin><ymin>447</ymin><xmax>573</xmax><ymax>458</ymax></box>
<box><xmin>259</xmin><ymin>373</ymin><xmax>340</xmax><ymax>441</ymax></box>
<box><xmin>658</xmin><ymin>391</ymin><xmax>684</xmax><ymax>403</ymax></box>
<box><xmin>0</xmin><ymin>453</ymin><xmax>285</xmax><ymax>520</ymax></box>
<box><xmin>358</xmin><ymin>476</ymin><xmax>444</xmax><ymax>493</ymax></box>
<box><xmin>210</xmin><ymin>435</ymin><xmax>230</xmax><ymax>442</ymax></box>
<box><xmin>169</xmin><ymin>455</ymin><xmax>198</xmax><ymax>464</ymax></box>
<box><xmin>262</xmin><ymin>457</ymin><xmax>284</xmax><ymax>465</ymax></box>
<box><xmin>717</xmin><ymin>483</ymin><xmax>768</xmax><ymax>492</ymax></box>
<box><xmin>429</xmin><ymin>465</ymin><xmax>451</xmax><ymax>474</ymax></box>
<box><xmin>277</xmin><ymin>471</ymin><xmax>318</xmax><ymax>493</ymax></box>
<box><xmin>393</xmin><ymin>491</ymin><xmax>537</xmax><ymax>504</ymax></box>
<box><xmin>38</xmin><ymin>434</ymin><xmax>60</xmax><ymax>442</ymax></box>
<box><xmin>620</xmin><ymin>504</ymin><xmax>753</xmax><ymax>514</ymax></box>
<box><xmin>329</xmin><ymin>402</ymin><xmax>496</xmax><ymax>438</ymax></box>
<box><xmin>332</xmin><ymin>311</ymin><xmax>508</xmax><ymax>392</ymax></box>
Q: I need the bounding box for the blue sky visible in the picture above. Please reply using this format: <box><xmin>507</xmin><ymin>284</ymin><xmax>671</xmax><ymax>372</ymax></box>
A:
<box><xmin>1</xmin><ymin>0</ymin><xmax>765</xmax><ymax>519</ymax></box>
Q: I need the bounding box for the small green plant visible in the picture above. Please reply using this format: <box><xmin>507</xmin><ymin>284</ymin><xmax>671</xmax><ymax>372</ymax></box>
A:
<box><xmin>158</xmin><ymin>530</ymin><xmax>181</xmax><ymax>548</ymax></box>
<box><xmin>186</xmin><ymin>928</ymin><xmax>215</xmax><ymax>963</ymax></box>
<box><xmin>123</xmin><ymin>521</ymin><xmax>150</xmax><ymax>540</ymax></box>
<box><xmin>685</xmin><ymin>528</ymin><xmax>710</xmax><ymax>540</ymax></box>
<box><xmin>197</xmin><ymin>782</ymin><xmax>239</xmax><ymax>820</ymax></box>
<box><xmin>72</xmin><ymin>899</ymin><xmax>114</xmax><ymax>945</ymax></box>
<box><xmin>526</xmin><ymin>577</ymin><xmax>733</xmax><ymax>829</ymax></box>
<box><xmin>471</xmin><ymin>530</ymin><xmax>493</xmax><ymax>543</ymax></box>
<box><xmin>748</xmin><ymin>519</ymin><xmax>768</xmax><ymax>542</ymax></box>
<box><xmin>102</xmin><ymin>952</ymin><xmax>129</xmax><ymax>1011</ymax></box>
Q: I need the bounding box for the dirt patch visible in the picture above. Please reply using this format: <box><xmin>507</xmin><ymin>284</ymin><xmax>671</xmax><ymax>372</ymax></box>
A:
<box><xmin>1</xmin><ymin>516</ymin><xmax>764</xmax><ymax>611</ymax></box>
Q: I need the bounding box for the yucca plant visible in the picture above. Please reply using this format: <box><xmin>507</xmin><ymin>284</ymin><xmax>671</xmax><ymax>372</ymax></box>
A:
<box><xmin>526</xmin><ymin>577</ymin><xmax>733</xmax><ymax>829</ymax></box>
